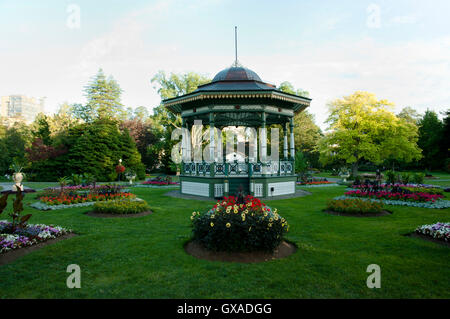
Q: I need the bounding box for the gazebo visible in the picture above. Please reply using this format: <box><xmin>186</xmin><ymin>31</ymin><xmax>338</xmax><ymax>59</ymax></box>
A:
<box><xmin>163</xmin><ymin>63</ymin><xmax>311</xmax><ymax>199</ymax></box>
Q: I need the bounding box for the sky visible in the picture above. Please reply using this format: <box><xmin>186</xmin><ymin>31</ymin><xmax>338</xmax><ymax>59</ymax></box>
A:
<box><xmin>1</xmin><ymin>0</ymin><xmax>449</xmax><ymax>129</ymax></box>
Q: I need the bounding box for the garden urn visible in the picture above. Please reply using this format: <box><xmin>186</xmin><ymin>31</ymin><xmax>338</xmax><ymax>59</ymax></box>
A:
<box><xmin>12</xmin><ymin>172</ymin><xmax>24</xmax><ymax>191</ymax></box>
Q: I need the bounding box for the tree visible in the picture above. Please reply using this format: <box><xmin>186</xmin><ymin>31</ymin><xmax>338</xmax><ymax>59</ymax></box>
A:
<box><xmin>441</xmin><ymin>110</ymin><xmax>450</xmax><ymax>171</ymax></box>
<box><xmin>278</xmin><ymin>81</ymin><xmax>321</xmax><ymax>167</ymax></box>
<box><xmin>418</xmin><ymin>110</ymin><xmax>444</xmax><ymax>170</ymax></box>
<box><xmin>318</xmin><ymin>91</ymin><xmax>421</xmax><ymax>176</ymax></box>
<box><xmin>149</xmin><ymin>71</ymin><xmax>211</xmax><ymax>173</ymax></box>
<box><xmin>66</xmin><ymin>119</ymin><xmax>144</xmax><ymax>181</ymax></box>
<box><xmin>120</xmin><ymin>118</ymin><xmax>158</xmax><ymax>171</ymax></box>
<box><xmin>0</xmin><ymin>122</ymin><xmax>32</xmax><ymax>175</ymax></box>
<box><xmin>72</xmin><ymin>69</ymin><xmax>125</xmax><ymax>122</ymax></box>
<box><xmin>398</xmin><ymin>106</ymin><xmax>421</xmax><ymax>124</ymax></box>
<box><xmin>278</xmin><ymin>81</ymin><xmax>310</xmax><ymax>98</ymax></box>
<box><xmin>31</xmin><ymin>113</ymin><xmax>52</xmax><ymax>145</ymax></box>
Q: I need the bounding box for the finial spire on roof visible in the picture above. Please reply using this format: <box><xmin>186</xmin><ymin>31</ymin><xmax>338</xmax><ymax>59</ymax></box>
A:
<box><xmin>232</xmin><ymin>26</ymin><xmax>242</xmax><ymax>67</ymax></box>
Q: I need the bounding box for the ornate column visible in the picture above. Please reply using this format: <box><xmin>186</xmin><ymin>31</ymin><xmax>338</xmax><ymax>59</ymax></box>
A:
<box><xmin>181</xmin><ymin>117</ymin><xmax>187</xmax><ymax>163</ymax></box>
<box><xmin>209</xmin><ymin>113</ymin><xmax>215</xmax><ymax>163</ymax></box>
<box><xmin>260</xmin><ymin>112</ymin><xmax>267</xmax><ymax>163</ymax></box>
<box><xmin>289</xmin><ymin>117</ymin><xmax>295</xmax><ymax>160</ymax></box>
<box><xmin>283</xmin><ymin>122</ymin><xmax>288</xmax><ymax>160</ymax></box>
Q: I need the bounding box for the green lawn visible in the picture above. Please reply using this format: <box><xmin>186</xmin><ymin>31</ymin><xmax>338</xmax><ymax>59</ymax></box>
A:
<box><xmin>0</xmin><ymin>185</ymin><xmax>449</xmax><ymax>298</ymax></box>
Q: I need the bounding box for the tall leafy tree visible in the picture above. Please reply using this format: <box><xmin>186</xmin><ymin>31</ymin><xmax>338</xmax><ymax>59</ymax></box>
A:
<box><xmin>150</xmin><ymin>71</ymin><xmax>211</xmax><ymax>173</ymax></box>
<box><xmin>318</xmin><ymin>91</ymin><xmax>421</xmax><ymax>176</ymax></box>
<box><xmin>398</xmin><ymin>106</ymin><xmax>421</xmax><ymax>124</ymax></box>
<box><xmin>441</xmin><ymin>110</ymin><xmax>450</xmax><ymax>171</ymax></box>
<box><xmin>278</xmin><ymin>81</ymin><xmax>321</xmax><ymax>166</ymax></box>
<box><xmin>418</xmin><ymin>110</ymin><xmax>444</xmax><ymax>170</ymax></box>
<box><xmin>72</xmin><ymin>69</ymin><xmax>125</xmax><ymax>122</ymax></box>
<box><xmin>31</xmin><ymin>113</ymin><xmax>52</xmax><ymax>145</ymax></box>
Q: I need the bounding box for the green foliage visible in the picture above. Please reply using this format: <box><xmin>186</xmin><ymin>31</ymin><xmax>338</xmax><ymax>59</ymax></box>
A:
<box><xmin>191</xmin><ymin>197</ymin><xmax>288</xmax><ymax>252</ymax></box>
<box><xmin>73</xmin><ymin>69</ymin><xmax>125</xmax><ymax>122</ymax></box>
<box><xmin>400</xmin><ymin>172</ymin><xmax>411</xmax><ymax>184</ymax></box>
<box><xmin>402</xmin><ymin>186</ymin><xmax>442</xmax><ymax>195</ymax></box>
<box><xmin>418</xmin><ymin>110</ymin><xmax>444</xmax><ymax>170</ymax></box>
<box><xmin>412</xmin><ymin>172</ymin><xmax>425</xmax><ymax>184</ymax></box>
<box><xmin>278</xmin><ymin>81</ymin><xmax>309</xmax><ymax>97</ymax></box>
<box><xmin>93</xmin><ymin>198</ymin><xmax>149</xmax><ymax>214</ymax></box>
<box><xmin>326</xmin><ymin>198</ymin><xmax>384</xmax><ymax>214</ymax></box>
<box><xmin>295</xmin><ymin>151</ymin><xmax>308</xmax><ymax>174</ymax></box>
<box><xmin>31</xmin><ymin>114</ymin><xmax>52</xmax><ymax>145</ymax></box>
<box><xmin>385</xmin><ymin>170</ymin><xmax>397</xmax><ymax>184</ymax></box>
<box><xmin>150</xmin><ymin>71</ymin><xmax>211</xmax><ymax>173</ymax></box>
<box><xmin>0</xmin><ymin>189</ymin><xmax>32</xmax><ymax>231</ymax></box>
<box><xmin>318</xmin><ymin>91</ymin><xmax>422</xmax><ymax>176</ymax></box>
<box><xmin>0</xmin><ymin>123</ymin><xmax>31</xmax><ymax>175</ymax></box>
<box><xmin>65</xmin><ymin>119</ymin><xmax>145</xmax><ymax>181</ymax></box>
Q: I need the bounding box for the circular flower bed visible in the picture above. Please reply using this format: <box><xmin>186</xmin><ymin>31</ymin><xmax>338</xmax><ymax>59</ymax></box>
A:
<box><xmin>92</xmin><ymin>198</ymin><xmax>150</xmax><ymax>215</ymax></box>
<box><xmin>191</xmin><ymin>195</ymin><xmax>289</xmax><ymax>252</ymax></box>
<box><xmin>325</xmin><ymin>198</ymin><xmax>390</xmax><ymax>216</ymax></box>
<box><xmin>39</xmin><ymin>192</ymin><xmax>135</xmax><ymax>206</ymax></box>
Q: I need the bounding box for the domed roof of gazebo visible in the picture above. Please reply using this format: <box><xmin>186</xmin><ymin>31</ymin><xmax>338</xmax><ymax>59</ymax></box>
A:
<box><xmin>212</xmin><ymin>66</ymin><xmax>262</xmax><ymax>82</ymax></box>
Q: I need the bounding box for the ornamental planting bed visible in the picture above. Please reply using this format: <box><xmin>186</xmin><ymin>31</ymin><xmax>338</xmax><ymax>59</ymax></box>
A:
<box><xmin>0</xmin><ymin>220</ymin><xmax>74</xmax><ymax>265</ymax></box>
<box><xmin>324</xmin><ymin>198</ymin><xmax>392</xmax><ymax>217</ymax></box>
<box><xmin>187</xmin><ymin>195</ymin><xmax>296</xmax><ymax>262</ymax></box>
<box><xmin>32</xmin><ymin>185</ymin><xmax>136</xmax><ymax>210</ymax></box>
<box><xmin>412</xmin><ymin>222</ymin><xmax>450</xmax><ymax>246</ymax></box>
<box><xmin>339</xmin><ymin>183</ymin><xmax>450</xmax><ymax>208</ymax></box>
<box><xmin>333</xmin><ymin>195</ymin><xmax>450</xmax><ymax>209</ymax></box>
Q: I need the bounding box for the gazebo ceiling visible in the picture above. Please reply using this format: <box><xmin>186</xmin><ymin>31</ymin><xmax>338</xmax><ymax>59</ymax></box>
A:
<box><xmin>162</xmin><ymin>65</ymin><xmax>311</xmax><ymax>117</ymax></box>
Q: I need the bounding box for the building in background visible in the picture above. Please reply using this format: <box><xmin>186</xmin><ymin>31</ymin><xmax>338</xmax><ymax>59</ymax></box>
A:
<box><xmin>0</xmin><ymin>95</ymin><xmax>45</xmax><ymax>126</ymax></box>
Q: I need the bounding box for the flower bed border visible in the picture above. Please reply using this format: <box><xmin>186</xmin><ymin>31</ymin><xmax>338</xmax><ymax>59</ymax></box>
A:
<box><xmin>334</xmin><ymin>195</ymin><xmax>450</xmax><ymax>209</ymax></box>
<box><xmin>133</xmin><ymin>184</ymin><xmax>179</xmax><ymax>189</ymax></box>
<box><xmin>184</xmin><ymin>239</ymin><xmax>297</xmax><ymax>263</ymax></box>
<box><xmin>30</xmin><ymin>198</ymin><xmax>144</xmax><ymax>211</ymax></box>
<box><xmin>406</xmin><ymin>233</ymin><xmax>450</xmax><ymax>247</ymax></box>
<box><xmin>84</xmin><ymin>210</ymin><xmax>153</xmax><ymax>218</ymax></box>
<box><xmin>0</xmin><ymin>233</ymin><xmax>77</xmax><ymax>266</ymax></box>
<box><xmin>322</xmin><ymin>209</ymin><xmax>392</xmax><ymax>217</ymax></box>
<box><xmin>297</xmin><ymin>183</ymin><xmax>340</xmax><ymax>188</ymax></box>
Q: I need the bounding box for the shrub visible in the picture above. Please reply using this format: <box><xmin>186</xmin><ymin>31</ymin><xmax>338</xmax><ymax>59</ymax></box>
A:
<box><xmin>326</xmin><ymin>198</ymin><xmax>384</xmax><ymax>214</ymax></box>
<box><xmin>400</xmin><ymin>172</ymin><xmax>410</xmax><ymax>184</ymax></box>
<box><xmin>191</xmin><ymin>195</ymin><xmax>289</xmax><ymax>252</ymax></box>
<box><xmin>93</xmin><ymin>198</ymin><xmax>149</xmax><ymax>214</ymax></box>
<box><xmin>412</xmin><ymin>172</ymin><xmax>425</xmax><ymax>184</ymax></box>
<box><xmin>385</xmin><ymin>170</ymin><xmax>396</xmax><ymax>184</ymax></box>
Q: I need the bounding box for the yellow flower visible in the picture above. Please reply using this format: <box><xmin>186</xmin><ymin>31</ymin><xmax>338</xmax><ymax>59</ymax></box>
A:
<box><xmin>248</xmin><ymin>226</ymin><xmax>252</xmax><ymax>232</ymax></box>
<box><xmin>190</xmin><ymin>216</ymin><xmax>194</xmax><ymax>220</ymax></box>
<box><xmin>268</xmin><ymin>223</ymin><xmax>272</xmax><ymax>227</ymax></box>
<box><xmin>244</xmin><ymin>209</ymin><xmax>248</xmax><ymax>214</ymax></box>
<box><xmin>240</xmin><ymin>204</ymin><xmax>243</xmax><ymax>208</ymax></box>
<box><xmin>211</xmin><ymin>214</ymin><xmax>215</xmax><ymax>219</ymax></box>
<box><xmin>281</xmin><ymin>218</ymin><xmax>285</xmax><ymax>223</ymax></box>
<box><xmin>210</xmin><ymin>222</ymin><xmax>214</xmax><ymax>227</ymax></box>
<box><xmin>226</xmin><ymin>222</ymin><xmax>231</xmax><ymax>228</ymax></box>
<box><xmin>269</xmin><ymin>218</ymin><xmax>273</xmax><ymax>222</ymax></box>
<box><xmin>274</xmin><ymin>215</ymin><xmax>279</xmax><ymax>221</ymax></box>
<box><xmin>274</xmin><ymin>208</ymin><xmax>278</xmax><ymax>213</ymax></box>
